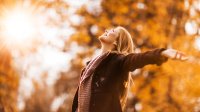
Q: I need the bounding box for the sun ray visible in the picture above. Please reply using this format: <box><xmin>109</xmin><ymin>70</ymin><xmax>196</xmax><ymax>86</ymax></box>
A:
<box><xmin>0</xmin><ymin>2</ymin><xmax>40</xmax><ymax>53</ymax></box>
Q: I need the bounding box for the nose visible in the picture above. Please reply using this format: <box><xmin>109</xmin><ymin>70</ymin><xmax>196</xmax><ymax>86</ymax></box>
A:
<box><xmin>105</xmin><ymin>29</ymin><xmax>109</xmax><ymax>33</ymax></box>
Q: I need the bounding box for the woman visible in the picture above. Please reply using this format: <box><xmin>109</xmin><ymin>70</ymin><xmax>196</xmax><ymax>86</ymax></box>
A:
<box><xmin>72</xmin><ymin>26</ymin><xmax>188</xmax><ymax>112</ymax></box>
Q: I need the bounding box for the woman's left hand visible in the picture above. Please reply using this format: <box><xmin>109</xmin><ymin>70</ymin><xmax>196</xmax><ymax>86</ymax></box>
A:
<box><xmin>161</xmin><ymin>49</ymin><xmax>189</xmax><ymax>61</ymax></box>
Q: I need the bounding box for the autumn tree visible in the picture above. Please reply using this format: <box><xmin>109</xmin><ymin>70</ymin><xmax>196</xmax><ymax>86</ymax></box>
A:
<box><xmin>0</xmin><ymin>48</ymin><xmax>19</xmax><ymax>112</ymax></box>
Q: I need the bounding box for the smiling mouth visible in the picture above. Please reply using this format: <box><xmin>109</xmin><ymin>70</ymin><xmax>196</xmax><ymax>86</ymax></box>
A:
<box><xmin>99</xmin><ymin>33</ymin><xmax>107</xmax><ymax>38</ymax></box>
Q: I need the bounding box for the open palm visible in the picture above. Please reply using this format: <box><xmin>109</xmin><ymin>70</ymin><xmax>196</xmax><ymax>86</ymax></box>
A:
<box><xmin>161</xmin><ymin>49</ymin><xmax>189</xmax><ymax>61</ymax></box>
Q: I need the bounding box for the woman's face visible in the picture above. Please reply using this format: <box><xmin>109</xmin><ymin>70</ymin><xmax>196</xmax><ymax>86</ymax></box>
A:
<box><xmin>99</xmin><ymin>28</ymin><xmax>119</xmax><ymax>45</ymax></box>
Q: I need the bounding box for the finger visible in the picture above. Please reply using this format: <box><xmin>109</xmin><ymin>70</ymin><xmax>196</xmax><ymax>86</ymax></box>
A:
<box><xmin>181</xmin><ymin>56</ymin><xmax>189</xmax><ymax>61</ymax></box>
<box><xmin>173</xmin><ymin>51</ymin><xmax>178</xmax><ymax>59</ymax></box>
<box><xmin>178</xmin><ymin>53</ymin><xmax>189</xmax><ymax>61</ymax></box>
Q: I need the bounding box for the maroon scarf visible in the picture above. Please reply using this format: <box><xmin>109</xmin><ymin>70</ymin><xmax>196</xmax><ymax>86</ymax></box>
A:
<box><xmin>78</xmin><ymin>51</ymin><xmax>110</xmax><ymax>112</ymax></box>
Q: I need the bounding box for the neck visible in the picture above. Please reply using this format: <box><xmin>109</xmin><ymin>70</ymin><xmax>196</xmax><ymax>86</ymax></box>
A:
<box><xmin>100</xmin><ymin>43</ymin><xmax>114</xmax><ymax>54</ymax></box>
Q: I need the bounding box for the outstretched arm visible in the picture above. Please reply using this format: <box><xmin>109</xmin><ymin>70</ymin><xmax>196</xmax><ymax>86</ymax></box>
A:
<box><xmin>120</xmin><ymin>48</ymin><xmax>188</xmax><ymax>72</ymax></box>
<box><xmin>120</xmin><ymin>48</ymin><xmax>168</xmax><ymax>71</ymax></box>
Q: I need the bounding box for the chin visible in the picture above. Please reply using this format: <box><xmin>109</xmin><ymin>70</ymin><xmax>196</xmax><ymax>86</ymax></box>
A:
<box><xmin>98</xmin><ymin>36</ymin><xmax>104</xmax><ymax>41</ymax></box>
<box><xmin>99</xmin><ymin>37</ymin><xmax>112</xmax><ymax>45</ymax></box>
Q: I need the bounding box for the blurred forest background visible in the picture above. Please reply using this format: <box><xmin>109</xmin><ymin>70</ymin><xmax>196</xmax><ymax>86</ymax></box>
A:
<box><xmin>0</xmin><ymin>0</ymin><xmax>200</xmax><ymax>112</ymax></box>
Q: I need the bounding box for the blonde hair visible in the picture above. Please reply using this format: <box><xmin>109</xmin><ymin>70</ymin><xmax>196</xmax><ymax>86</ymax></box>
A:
<box><xmin>112</xmin><ymin>26</ymin><xmax>135</xmax><ymax>111</ymax></box>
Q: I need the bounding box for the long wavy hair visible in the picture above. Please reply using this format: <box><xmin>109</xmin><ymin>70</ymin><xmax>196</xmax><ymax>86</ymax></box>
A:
<box><xmin>112</xmin><ymin>26</ymin><xmax>135</xmax><ymax>111</ymax></box>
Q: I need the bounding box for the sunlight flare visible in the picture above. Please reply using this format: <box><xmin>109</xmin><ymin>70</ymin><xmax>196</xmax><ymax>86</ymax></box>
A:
<box><xmin>0</xmin><ymin>7</ymin><xmax>37</xmax><ymax>49</ymax></box>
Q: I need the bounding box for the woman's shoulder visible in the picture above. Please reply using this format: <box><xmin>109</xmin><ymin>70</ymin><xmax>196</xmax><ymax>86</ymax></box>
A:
<box><xmin>85</xmin><ymin>51</ymin><xmax>126</xmax><ymax>65</ymax></box>
<box><xmin>109</xmin><ymin>51</ymin><xmax>124</xmax><ymax>56</ymax></box>
<box><xmin>109</xmin><ymin>51</ymin><xmax>127</xmax><ymax>61</ymax></box>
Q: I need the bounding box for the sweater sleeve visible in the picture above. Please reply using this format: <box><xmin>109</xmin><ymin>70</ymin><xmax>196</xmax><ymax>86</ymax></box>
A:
<box><xmin>120</xmin><ymin>48</ymin><xmax>168</xmax><ymax>71</ymax></box>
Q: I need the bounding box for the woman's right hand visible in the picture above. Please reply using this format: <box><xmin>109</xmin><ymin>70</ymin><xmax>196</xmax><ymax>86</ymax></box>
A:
<box><xmin>161</xmin><ymin>49</ymin><xmax>189</xmax><ymax>61</ymax></box>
